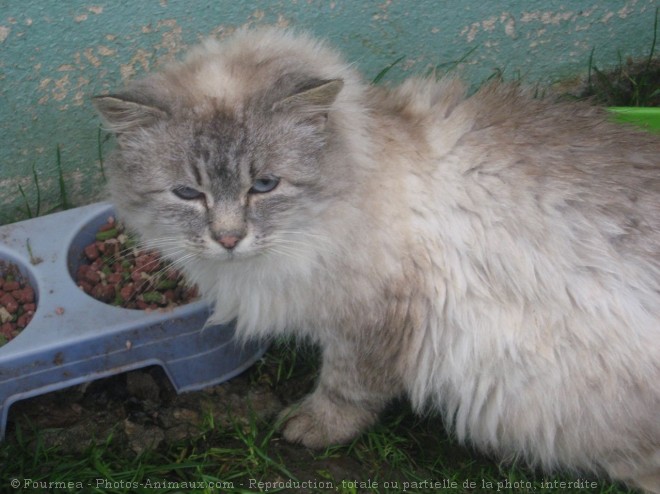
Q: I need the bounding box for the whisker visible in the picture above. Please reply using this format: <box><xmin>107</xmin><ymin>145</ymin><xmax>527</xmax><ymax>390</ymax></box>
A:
<box><xmin>266</xmin><ymin>240</ymin><xmax>329</xmax><ymax>272</ymax></box>
<box><xmin>266</xmin><ymin>230</ymin><xmax>338</xmax><ymax>263</ymax></box>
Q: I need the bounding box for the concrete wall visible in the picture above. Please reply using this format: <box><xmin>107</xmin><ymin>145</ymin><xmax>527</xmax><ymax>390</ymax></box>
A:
<box><xmin>1</xmin><ymin>0</ymin><xmax>657</xmax><ymax>223</ymax></box>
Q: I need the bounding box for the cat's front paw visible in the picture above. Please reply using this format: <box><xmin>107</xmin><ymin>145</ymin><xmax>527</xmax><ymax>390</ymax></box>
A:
<box><xmin>278</xmin><ymin>392</ymin><xmax>378</xmax><ymax>449</ymax></box>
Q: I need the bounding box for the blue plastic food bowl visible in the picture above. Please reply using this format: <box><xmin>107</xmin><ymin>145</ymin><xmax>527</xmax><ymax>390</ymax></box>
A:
<box><xmin>0</xmin><ymin>202</ymin><xmax>266</xmax><ymax>439</ymax></box>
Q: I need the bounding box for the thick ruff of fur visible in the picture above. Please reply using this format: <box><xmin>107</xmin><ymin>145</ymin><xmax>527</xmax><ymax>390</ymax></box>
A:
<box><xmin>94</xmin><ymin>28</ymin><xmax>660</xmax><ymax>492</ymax></box>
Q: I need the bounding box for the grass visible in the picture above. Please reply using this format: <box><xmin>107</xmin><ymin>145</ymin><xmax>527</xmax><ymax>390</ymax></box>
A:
<box><xmin>13</xmin><ymin>145</ymin><xmax>72</xmax><ymax>223</ymax></box>
<box><xmin>5</xmin><ymin>128</ymin><xmax>111</xmax><ymax>226</ymax></box>
<box><xmin>0</xmin><ymin>343</ymin><xmax>637</xmax><ymax>494</ymax></box>
<box><xmin>0</xmin><ymin>341</ymin><xmax>638</xmax><ymax>494</ymax></box>
<box><xmin>16</xmin><ymin>162</ymin><xmax>42</xmax><ymax>219</ymax></box>
<box><xmin>579</xmin><ymin>7</ymin><xmax>659</xmax><ymax>107</ymax></box>
<box><xmin>370</xmin><ymin>45</ymin><xmax>480</xmax><ymax>84</ymax></box>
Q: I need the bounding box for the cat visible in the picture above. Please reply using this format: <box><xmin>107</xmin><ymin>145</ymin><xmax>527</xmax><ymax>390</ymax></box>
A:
<box><xmin>93</xmin><ymin>28</ymin><xmax>660</xmax><ymax>493</ymax></box>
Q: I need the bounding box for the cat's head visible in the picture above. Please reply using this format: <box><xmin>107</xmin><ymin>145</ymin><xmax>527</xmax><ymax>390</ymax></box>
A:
<box><xmin>93</xmin><ymin>29</ymin><xmax>360</xmax><ymax>269</ymax></box>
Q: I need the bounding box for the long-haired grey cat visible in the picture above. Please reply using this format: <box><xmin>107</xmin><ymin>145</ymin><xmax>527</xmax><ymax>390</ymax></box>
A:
<box><xmin>93</xmin><ymin>28</ymin><xmax>660</xmax><ymax>493</ymax></box>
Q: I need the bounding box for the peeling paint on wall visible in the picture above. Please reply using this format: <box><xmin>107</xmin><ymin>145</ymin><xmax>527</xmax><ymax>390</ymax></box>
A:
<box><xmin>0</xmin><ymin>26</ymin><xmax>10</xmax><ymax>43</ymax></box>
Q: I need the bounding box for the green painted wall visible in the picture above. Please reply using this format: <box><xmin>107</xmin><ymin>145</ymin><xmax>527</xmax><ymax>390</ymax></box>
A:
<box><xmin>1</xmin><ymin>0</ymin><xmax>657</xmax><ymax>223</ymax></box>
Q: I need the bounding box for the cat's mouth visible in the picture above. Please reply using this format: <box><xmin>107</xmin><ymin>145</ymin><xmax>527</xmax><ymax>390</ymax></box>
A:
<box><xmin>198</xmin><ymin>240</ymin><xmax>262</xmax><ymax>263</ymax></box>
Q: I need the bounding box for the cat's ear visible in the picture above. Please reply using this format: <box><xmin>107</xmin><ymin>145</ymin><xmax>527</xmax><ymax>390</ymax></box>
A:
<box><xmin>92</xmin><ymin>93</ymin><xmax>168</xmax><ymax>134</ymax></box>
<box><xmin>272</xmin><ymin>78</ymin><xmax>344</xmax><ymax>124</ymax></box>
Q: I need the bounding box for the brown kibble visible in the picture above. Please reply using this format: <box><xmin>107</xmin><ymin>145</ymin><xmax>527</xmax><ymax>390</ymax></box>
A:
<box><xmin>78</xmin><ymin>280</ymin><xmax>93</xmax><ymax>294</ymax></box>
<box><xmin>3</xmin><ymin>280</ymin><xmax>20</xmax><ymax>292</ymax></box>
<box><xmin>16</xmin><ymin>313</ymin><xmax>32</xmax><ymax>328</ymax></box>
<box><xmin>0</xmin><ymin>322</ymin><xmax>15</xmax><ymax>337</ymax></box>
<box><xmin>92</xmin><ymin>283</ymin><xmax>115</xmax><ymax>302</ymax></box>
<box><xmin>84</xmin><ymin>269</ymin><xmax>102</xmax><ymax>284</ymax></box>
<box><xmin>135</xmin><ymin>254</ymin><xmax>159</xmax><ymax>273</ymax></box>
<box><xmin>13</xmin><ymin>286</ymin><xmax>35</xmax><ymax>304</ymax></box>
<box><xmin>106</xmin><ymin>272</ymin><xmax>123</xmax><ymax>284</ymax></box>
<box><xmin>0</xmin><ymin>293</ymin><xmax>18</xmax><ymax>313</ymax></box>
<box><xmin>130</xmin><ymin>270</ymin><xmax>146</xmax><ymax>282</ymax></box>
<box><xmin>84</xmin><ymin>243</ymin><xmax>100</xmax><ymax>261</ymax></box>
<box><xmin>99</xmin><ymin>221</ymin><xmax>115</xmax><ymax>232</ymax></box>
<box><xmin>23</xmin><ymin>303</ymin><xmax>36</xmax><ymax>313</ymax></box>
<box><xmin>103</xmin><ymin>239</ymin><xmax>119</xmax><ymax>256</ymax></box>
<box><xmin>77</xmin><ymin>264</ymin><xmax>91</xmax><ymax>279</ymax></box>
<box><xmin>120</xmin><ymin>284</ymin><xmax>135</xmax><ymax>301</ymax></box>
<box><xmin>164</xmin><ymin>289</ymin><xmax>176</xmax><ymax>302</ymax></box>
<box><xmin>133</xmin><ymin>279</ymin><xmax>149</xmax><ymax>294</ymax></box>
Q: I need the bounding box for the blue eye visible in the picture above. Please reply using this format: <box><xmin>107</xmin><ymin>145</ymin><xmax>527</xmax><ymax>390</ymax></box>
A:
<box><xmin>250</xmin><ymin>176</ymin><xmax>280</xmax><ymax>194</ymax></box>
<box><xmin>172</xmin><ymin>185</ymin><xmax>205</xmax><ymax>201</ymax></box>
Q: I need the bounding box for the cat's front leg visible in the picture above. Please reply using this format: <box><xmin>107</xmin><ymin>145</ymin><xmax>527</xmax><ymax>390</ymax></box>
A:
<box><xmin>279</xmin><ymin>338</ymin><xmax>402</xmax><ymax>449</ymax></box>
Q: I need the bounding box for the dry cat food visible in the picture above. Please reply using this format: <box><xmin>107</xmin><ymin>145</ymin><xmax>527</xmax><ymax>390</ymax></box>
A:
<box><xmin>0</xmin><ymin>262</ymin><xmax>36</xmax><ymax>345</ymax></box>
<box><xmin>75</xmin><ymin>217</ymin><xmax>198</xmax><ymax>310</ymax></box>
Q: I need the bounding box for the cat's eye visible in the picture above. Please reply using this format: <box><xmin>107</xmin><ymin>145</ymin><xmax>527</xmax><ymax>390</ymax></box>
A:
<box><xmin>250</xmin><ymin>176</ymin><xmax>280</xmax><ymax>194</ymax></box>
<box><xmin>172</xmin><ymin>185</ymin><xmax>205</xmax><ymax>201</ymax></box>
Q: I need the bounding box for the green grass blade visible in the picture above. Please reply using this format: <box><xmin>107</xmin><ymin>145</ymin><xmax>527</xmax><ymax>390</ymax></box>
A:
<box><xmin>17</xmin><ymin>184</ymin><xmax>33</xmax><ymax>218</ymax></box>
<box><xmin>56</xmin><ymin>144</ymin><xmax>69</xmax><ymax>210</ymax></box>
<box><xmin>372</xmin><ymin>56</ymin><xmax>405</xmax><ymax>84</ymax></box>
<box><xmin>645</xmin><ymin>7</ymin><xmax>658</xmax><ymax>70</ymax></box>
<box><xmin>97</xmin><ymin>126</ymin><xmax>107</xmax><ymax>182</ymax></box>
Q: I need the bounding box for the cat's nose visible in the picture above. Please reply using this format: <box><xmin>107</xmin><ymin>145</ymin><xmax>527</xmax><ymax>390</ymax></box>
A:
<box><xmin>214</xmin><ymin>232</ymin><xmax>244</xmax><ymax>250</ymax></box>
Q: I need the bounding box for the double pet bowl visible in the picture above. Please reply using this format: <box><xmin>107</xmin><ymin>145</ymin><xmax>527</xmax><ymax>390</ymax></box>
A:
<box><xmin>0</xmin><ymin>202</ymin><xmax>266</xmax><ymax>439</ymax></box>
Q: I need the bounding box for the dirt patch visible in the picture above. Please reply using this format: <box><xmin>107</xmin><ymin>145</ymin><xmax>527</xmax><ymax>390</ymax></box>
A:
<box><xmin>5</xmin><ymin>342</ymin><xmax>400</xmax><ymax>493</ymax></box>
<box><xmin>8</xmin><ymin>358</ymin><xmax>290</xmax><ymax>456</ymax></box>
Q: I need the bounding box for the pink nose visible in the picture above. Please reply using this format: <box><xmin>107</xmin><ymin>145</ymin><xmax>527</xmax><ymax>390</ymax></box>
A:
<box><xmin>216</xmin><ymin>234</ymin><xmax>243</xmax><ymax>250</ymax></box>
